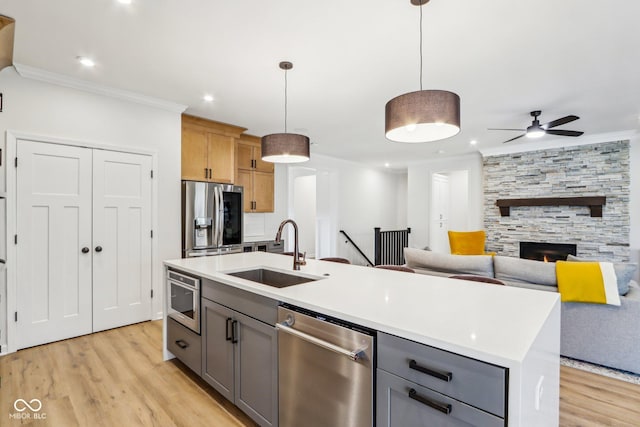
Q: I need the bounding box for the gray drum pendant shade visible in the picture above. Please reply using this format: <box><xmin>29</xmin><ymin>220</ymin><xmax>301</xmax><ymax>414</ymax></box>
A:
<box><xmin>261</xmin><ymin>61</ymin><xmax>310</xmax><ymax>163</ymax></box>
<box><xmin>385</xmin><ymin>0</ymin><xmax>461</xmax><ymax>143</ymax></box>
<box><xmin>385</xmin><ymin>90</ymin><xmax>460</xmax><ymax>143</ymax></box>
<box><xmin>261</xmin><ymin>133</ymin><xmax>310</xmax><ymax>163</ymax></box>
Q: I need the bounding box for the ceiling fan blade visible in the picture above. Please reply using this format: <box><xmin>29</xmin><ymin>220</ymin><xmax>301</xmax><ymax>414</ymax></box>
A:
<box><xmin>502</xmin><ymin>134</ymin><xmax>526</xmax><ymax>144</ymax></box>
<box><xmin>487</xmin><ymin>128</ymin><xmax>526</xmax><ymax>131</ymax></box>
<box><xmin>545</xmin><ymin>129</ymin><xmax>584</xmax><ymax>137</ymax></box>
<box><xmin>542</xmin><ymin>115</ymin><xmax>579</xmax><ymax>129</ymax></box>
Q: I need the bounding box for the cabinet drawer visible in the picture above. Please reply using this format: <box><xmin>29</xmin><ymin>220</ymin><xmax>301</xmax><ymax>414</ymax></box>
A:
<box><xmin>167</xmin><ymin>317</ymin><xmax>202</xmax><ymax>376</ymax></box>
<box><xmin>377</xmin><ymin>369</ymin><xmax>504</xmax><ymax>427</ymax></box>
<box><xmin>202</xmin><ymin>278</ymin><xmax>278</xmax><ymax>325</ymax></box>
<box><xmin>378</xmin><ymin>333</ymin><xmax>507</xmax><ymax>418</ymax></box>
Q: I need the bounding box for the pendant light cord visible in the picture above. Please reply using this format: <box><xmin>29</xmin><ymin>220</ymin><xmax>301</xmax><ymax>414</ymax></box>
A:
<box><xmin>284</xmin><ymin>68</ymin><xmax>288</xmax><ymax>133</ymax></box>
<box><xmin>419</xmin><ymin>1</ymin><xmax>423</xmax><ymax>91</ymax></box>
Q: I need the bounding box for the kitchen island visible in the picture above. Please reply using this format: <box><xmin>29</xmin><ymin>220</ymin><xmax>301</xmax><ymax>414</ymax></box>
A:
<box><xmin>164</xmin><ymin>252</ymin><xmax>560</xmax><ymax>426</ymax></box>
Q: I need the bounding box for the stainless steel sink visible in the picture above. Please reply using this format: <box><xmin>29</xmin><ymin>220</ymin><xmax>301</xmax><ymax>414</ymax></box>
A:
<box><xmin>226</xmin><ymin>268</ymin><xmax>319</xmax><ymax>288</ymax></box>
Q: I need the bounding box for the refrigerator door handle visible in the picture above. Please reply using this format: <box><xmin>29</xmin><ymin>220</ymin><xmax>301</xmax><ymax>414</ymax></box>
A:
<box><xmin>217</xmin><ymin>186</ymin><xmax>224</xmax><ymax>247</ymax></box>
<box><xmin>211</xmin><ymin>185</ymin><xmax>218</xmax><ymax>247</ymax></box>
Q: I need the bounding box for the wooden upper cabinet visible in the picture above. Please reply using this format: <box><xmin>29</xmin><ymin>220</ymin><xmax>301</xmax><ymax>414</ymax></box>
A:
<box><xmin>235</xmin><ymin>134</ymin><xmax>275</xmax><ymax>213</ymax></box>
<box><xmin>236</xmin><ymin>135</ymin><xmax>274</xmax><ymax>173</ymax></box>
<box><xmin>181</xmin><ymin>114</ymin><xmax>246</xmax><ymax>183</ymax></box>
<box><xmin>181</xmin><ymin>127</ymin><xmax>209</xmax><ymax>181</ymax></box>
<box><xmin>207</xmin><ymin>133</ymin><xmax>235</xmax><ymax>184</ymax></box>
<box><xmin>236</xmin><ymin>141</ymin><xmax>255</xmax><ymax>171</ymax></box>
<box><xmin>254</xmin><ymin>146</ymin><xmax>274</xmax><ymax>173</ymax></box>
<box><xmin>235</xmin><ymin>169</ymin><xmax>253</xmax><ymax>213</ymax></box>
<box><xmin>252</xmin><ymin>171</ymin><xmax>275</xmax><ymax>212</ymax></box>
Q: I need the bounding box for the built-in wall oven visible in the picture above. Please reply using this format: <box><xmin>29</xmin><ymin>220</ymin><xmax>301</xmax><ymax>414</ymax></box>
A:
<box><xmin>167</xmin><ymin>270</ymin><xmax>201</xmax><ymax>334</ymax></box>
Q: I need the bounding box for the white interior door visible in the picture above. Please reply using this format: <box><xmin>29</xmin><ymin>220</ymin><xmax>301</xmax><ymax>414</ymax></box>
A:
<box><xmin>16</xmin><ymin>141</ymin><xmax>93</xmax><ymax>349</ymax></box>
<box><xmin>92</xmin><ymin>150</ymin><xmax>152</xmax><ymax>332</ymax></box>
<box><xmin>430</xmin><ymin>173</ymin><xmax>450</xmax><ymax>252</ymax></box>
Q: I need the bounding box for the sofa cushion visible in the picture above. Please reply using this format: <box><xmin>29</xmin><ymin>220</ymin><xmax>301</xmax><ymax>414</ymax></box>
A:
<box><xmin>556</xmin><ymin>261</ymin><xmax>621</xmax><ymax>306</ymax></box>
<box><xmin>404</xmin><ymin>248</ymin><xmax>494</xmax><ymax>277</ymax></box>
<box><xmin>493</xmin><ymin>256</ymin><xmax>557</xmax><ymax>286</ymax></box>
<box><xmin>566</xmin><ymin>254</ymin><xmax>637</xmax><ymax>296</ymax></box>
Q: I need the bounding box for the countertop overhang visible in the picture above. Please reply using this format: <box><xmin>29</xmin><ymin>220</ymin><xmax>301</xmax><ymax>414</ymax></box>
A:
<box><xmin>164</xmin><ymin>252</ymin><xmax>560</xmax><ymax>369</ymax></box>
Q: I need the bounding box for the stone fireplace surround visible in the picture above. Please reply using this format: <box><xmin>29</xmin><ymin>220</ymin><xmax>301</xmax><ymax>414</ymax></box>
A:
<box><xmin>483</xmin><ymin>140</ymin><xmax>630</xmax><ymax>261</ymax></box>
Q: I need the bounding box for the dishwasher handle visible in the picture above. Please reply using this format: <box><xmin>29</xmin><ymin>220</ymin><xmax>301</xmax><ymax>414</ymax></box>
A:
<box><xmin>276</xmin><ymin>322</ymin><xmax>367</xmax><ymax>361</ymax></box>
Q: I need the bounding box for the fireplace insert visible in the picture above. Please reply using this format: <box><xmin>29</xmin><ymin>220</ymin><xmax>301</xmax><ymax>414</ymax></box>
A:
<box><xmin>520</xmin><ymin>241</ymin><xmax>577</xmax><ymax>262</ymax></box>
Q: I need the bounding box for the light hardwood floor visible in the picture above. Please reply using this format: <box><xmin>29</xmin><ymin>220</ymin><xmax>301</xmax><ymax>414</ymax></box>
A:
<box><xmin>1</xmin><ymin>320</ymin><xmax>638</xmax><ymax>426</ymax></box>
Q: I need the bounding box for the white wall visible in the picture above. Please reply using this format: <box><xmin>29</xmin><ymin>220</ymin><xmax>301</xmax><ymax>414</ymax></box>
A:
<box><xmin>294</xmin><ymin>154</ymin><xmax>406</xmax><ymax>265</ymax></box>
<box><xmin>395</xmin><ymin>171</ymin><xmax>408</xmax><ymax>229</ymax></box>
<box><xmin>293</xmin><ymin>175</ymin><xmax>317</xmax><ymax>258</ymax></box>
<box><xmin>407</xmin><ymin>153</ymin><xmax>484</xmax><ymax>250</ymax></box>
<box><xmin>0</xmin><ymin>67</ymin><xmax>182</xmax><ymax>342</ymax></box>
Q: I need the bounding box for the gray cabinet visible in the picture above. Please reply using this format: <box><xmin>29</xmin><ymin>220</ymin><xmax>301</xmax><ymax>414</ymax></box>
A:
<box><xmin>201</xmin><ymin>287</ymin><xmax>278</xmax><ymax>427</ymax></box>
<box><xmin>167</xmin><ymin>317</ymin><xmax>202</xmax><ymax>376</ymax></box>
<box><xmin>201</xmin><ymin>298</ymin><xmax>235</xmax><ymax>401</ymax></box>
<box><xmin>377</xmin><ymin>332</ymin><xmax>507</xmax><ymax>427</ymax></box>
<box><xmin>234</xmin><ymin>310</ymin><xmax>278</xmax><ymax>425</ymax></box>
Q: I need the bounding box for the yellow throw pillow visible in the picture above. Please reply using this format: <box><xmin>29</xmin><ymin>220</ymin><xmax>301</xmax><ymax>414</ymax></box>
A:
<box><xmin>556</xmin><ymin>261</ymin><xmax>621</xmax><ymax>306</ymax></box>
<box><xmin>448</xmin><ymin>230</ymin><xmax>486</xmax><ymax>255</ymax></box>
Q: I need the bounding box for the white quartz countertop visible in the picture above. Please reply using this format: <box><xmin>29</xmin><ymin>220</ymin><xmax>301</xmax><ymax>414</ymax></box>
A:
<box><xmin>164</xmin><ymin>252</ymin><xmax>560</xmax><ymax>368</ymax></box>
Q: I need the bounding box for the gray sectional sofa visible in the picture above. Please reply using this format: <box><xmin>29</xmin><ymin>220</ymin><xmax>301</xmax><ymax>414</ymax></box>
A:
<box><xmin>404</xmin><ymin>247</ymin><xmax>640</xmax><ymax>374</ymax></box>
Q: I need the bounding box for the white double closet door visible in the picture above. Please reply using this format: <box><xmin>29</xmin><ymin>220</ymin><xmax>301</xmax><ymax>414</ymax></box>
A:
<box><xmin>16</xmin><ymin>140</ymin><xmax>152</xmax><ymax>349</ymax></box>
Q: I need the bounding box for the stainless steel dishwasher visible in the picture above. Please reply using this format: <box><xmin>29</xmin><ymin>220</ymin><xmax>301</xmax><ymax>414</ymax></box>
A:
<box><xmin>277</xmin><ymin>305</ymin><xmax>375</xmax><ymax>427</ymax></box>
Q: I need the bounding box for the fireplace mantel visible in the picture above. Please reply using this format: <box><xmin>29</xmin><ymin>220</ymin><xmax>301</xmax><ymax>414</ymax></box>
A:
<box><xmin>496</xmin><ymin>196</ymin><xmax>606</xmax><ymax>217</ymax></box>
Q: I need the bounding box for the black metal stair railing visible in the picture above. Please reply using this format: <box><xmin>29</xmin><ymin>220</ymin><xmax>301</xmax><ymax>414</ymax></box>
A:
<box><xmin>339</xmin><ymin>230</ymin><xmax>374</xmax><ymax>267</ymax></box>
<box><xmin>374</xmin><ymin>227</ymin><xmax>411</xmax><ymax>266</ymax></box>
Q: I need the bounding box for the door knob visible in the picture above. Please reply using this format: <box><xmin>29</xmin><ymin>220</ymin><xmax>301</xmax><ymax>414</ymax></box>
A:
<box><xmin>81</xmin><ymin>247</ymin><xmax>90</xmax><ymax>254</ymax></box>
<box><xmin>95</xmin><ymin>246</ymin><xmax>103</xmax><ymax>253</ymax></box>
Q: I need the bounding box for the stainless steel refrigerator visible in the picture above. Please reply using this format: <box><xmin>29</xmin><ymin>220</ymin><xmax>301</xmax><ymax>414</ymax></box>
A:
<box><xmin>182</xmin><ymin>181</ymin><xmax>244</xmax><ymax>258</ymax></box>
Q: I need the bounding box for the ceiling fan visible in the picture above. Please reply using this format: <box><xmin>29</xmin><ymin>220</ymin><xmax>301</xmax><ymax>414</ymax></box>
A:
<box><xmin>489</xmin><ymin>110</ymin><xmax>584</xmax><ymax>143</ymax></box>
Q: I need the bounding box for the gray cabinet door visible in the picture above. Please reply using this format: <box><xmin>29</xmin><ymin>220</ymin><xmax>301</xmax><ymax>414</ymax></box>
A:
<box><xmin>377</xmin><ymin>369</ymin><xmax>504</xmax><ymax>427</ymax></box>
<box><xmin>201</xmin><ymin>298</ymin><xmax>235</xmax><ymax>401</ymax></box>
<box><xmin>234</xmin><ymin>311</ymin><xmax>278</xmax><ymax>427</ymax></box>
<box><xmin>167</xmin><ymin>318</ymin><xmax>202</xmax><ymax>376</ymax></box>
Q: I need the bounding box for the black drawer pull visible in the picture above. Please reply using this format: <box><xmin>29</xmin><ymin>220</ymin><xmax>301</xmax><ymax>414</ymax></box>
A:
<box><xmin>408</xmin><ymin>388</ymin><xmax>452</xmax><ymax>415</ymax></box>
<box><xmin>231</xmin><ymin>320</ymin><xmax>238</xmax><ymax>343</ymax></box>
<box><xmin>226</xmin><ymin>317</ymin><xmax>233</xmax><ymax>341</ymax></box>
<box><xmin>175</xmin><ymin>339</ymin><xmax>189</xmax><ymax>349</ymax></box>
<box><xmin>409</xmin><ymin>359</ymin><xmax>453</xmax><ymax>382</ymax></box>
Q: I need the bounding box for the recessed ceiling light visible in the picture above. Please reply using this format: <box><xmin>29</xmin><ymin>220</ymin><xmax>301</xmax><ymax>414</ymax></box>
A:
<box><xmin>117</xmin><ymin>0</ymin><xmax>132</xmax><ymax>4</ymax></box>
<box><xmin>470</xmin><ymin>140</ymin><xmax>478</xmax><ymax>145</ymax></box>
<box><xmin>203</xmin><ymin>94</ymin><xmax>214</xmax><ymax>102</ymax></box>
<box><xmin>77</xmin><ymin>56</ymin><xmax>95</xmax><ymax>67</ymax></box>
<box><xmin>384</xmin><ymin>163</ymin><xmax>390</xmax><ymax>168</ymax></box>
<box><xmin>437</xmin><ymin>149</ymin><xmax>445</xmax><ymax>154</ymax></box>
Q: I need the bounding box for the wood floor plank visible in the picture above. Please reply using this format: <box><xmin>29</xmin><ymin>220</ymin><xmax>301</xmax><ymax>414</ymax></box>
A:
<box><xmin>559</xmin><ymin>365</ymin><xmax>640</xmax><ymax>427</ymax></box>
<box><xmin>2</xmin><ymin>320</ymin><xmax>639</xmax><ymax>426</ymax></box>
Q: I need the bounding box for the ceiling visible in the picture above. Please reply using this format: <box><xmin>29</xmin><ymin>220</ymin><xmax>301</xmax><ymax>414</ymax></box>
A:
<box><xmin>3</xmin><ymin>0</ymin><xmax>640</xmax><ymax>169</ymax></box>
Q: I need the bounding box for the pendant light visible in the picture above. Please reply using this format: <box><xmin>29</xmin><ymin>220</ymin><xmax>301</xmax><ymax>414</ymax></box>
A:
<box><xmin>261</xmin><ymin>61</ymin><xmax>310</xmax><ymax>163</ymax></box>
<box><xmin>385</xmin><ymin>0</ymin><xmax>460</xmax><ymax>143</ymax></box>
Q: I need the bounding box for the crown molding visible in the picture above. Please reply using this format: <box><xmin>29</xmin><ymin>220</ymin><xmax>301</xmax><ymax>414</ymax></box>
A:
<box><xmin>478</xmin><ymin>130</ymin><xmax>638</xmax><ymax>158</ymax></box>
<box><xmin>13</xmin><ymin>63</ymin><xmax>188</xmax><ymax>113</ymax></box>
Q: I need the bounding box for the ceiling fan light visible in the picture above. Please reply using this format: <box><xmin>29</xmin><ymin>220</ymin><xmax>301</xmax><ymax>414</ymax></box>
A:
<box><xmin>261</xmin><ymin>133</ymin><xmax>310</xmax><ymax>163</ymax></box>
<box><xmin>526</xmin><ymin>126</ymin><xmax>545</xmax><ymax>139</ymax></box>
<box><xmin>385</xmin><ymin>90</ymin><xmax>461</xmax><ymax>143</ymax></box>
